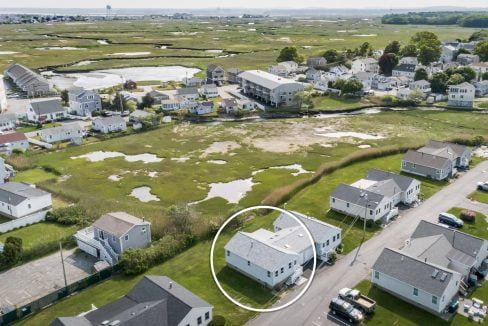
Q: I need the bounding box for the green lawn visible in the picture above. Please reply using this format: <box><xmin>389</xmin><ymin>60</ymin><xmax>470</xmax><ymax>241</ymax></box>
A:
<box><xmin>0</xmin><ymin>222</ymin><xmax>76</xmax><ymax>250</ymax></box>
<box><xmin>447</xmin><ymin>208</ymin><xmax>488</xmax><ymax>239</ymax></box>
<box><xmin>15</xmin><ymin>122</ymin><xmax>62</xmax><ymax>134</ymax></box>
<box><xmin>283</xmin><ymin>153</ymin><xmax>446</xmax><ymax>253</ymax></box>
<box><xmin>310</xmin><ymin>96</ymin><xmax>367</xmax><ymax>112</ymax></box>
<box><xmin>13</xmin><ymin>168</ymin><xmax>58</xmax><ymax>184</ymax></box>
<box><xmin>469</xmin><ymin>190</ymin><xmax>488</xmax><ymax>205</ymax></box>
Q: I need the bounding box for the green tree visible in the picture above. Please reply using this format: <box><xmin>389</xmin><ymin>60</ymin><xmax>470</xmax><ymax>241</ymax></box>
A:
<box><xmin>119</xmin><ymin>249</ymin><xmax>149</xmax><ymax>275</ymax></box>
<box><xmin>418</xmin><ymin>44</ymin><xmax>441</xmax><ymax>65</ymax></box>
<box><xmin>378</xmin><ymin>53</ymin><xmax>399</xmax><ymax>75</ymax></box>
<box><xmin>430</xmin><ymin>71</ymin><xmax>449</xmax><ymax>93</ymax></box>
<box><xmin>474</xmin><ymin>40</ymin><xmax>488</xmax><ymax>61</ymax></box>
<box><xmin>1</xmin><ymin>237</ymin><xmax>22</xmax><ymax>266</ymax></box>
<box><xmin>167</xmin><ymin>205</ymin><xmax>195</xmax><ymax>235</ymax></box>
<box><xmin>322</xmin><ymin>49</ymin><xmax>340</xmax><ymax>63</ymax></box>
<box><xmin>414</xmin><ymin>68</ymin><xmax>429</xmax><ymax>81</ymax></box>
<box><xmin>342</xmin><ymin>79</ymin><xmax>363</xmax><ymax>94</ymax></box>
<box><xmin>277</xmin><ymin>46</ymin><xmax>303</xmax><ymax>63</ymax></box>
<box><xmin>60</xmin><ymin>89</ymin><xmax>69</xmax><ymax>105</ymax></box>
<box><xmin>447</xmin><ymin>73</ymin><xmax>465</xmax><ymax>85</ymax></box>
<box><xmin>410</xmin><ymin>31</ymin><xmax>441</xmax><ymax>48</ymax></box>
<box><xmin>384</xmin><ymin>40</ymin><xmax>401</xmax><ymax>54</ymax></box>
<box><xmin>400</xmin><ymin>44</ymin><xmax>418</xmax><ymax>57</ymax></box>
<box><xmin>112</xmin><ymin>92</ymin><xmax>128</xmax><ymax>112</ymax></box>
<box><xmin>482</xmin><ymin>72</ymin><xmax>488</xmax><ymax>81</ymax></box>
<box><xmin>408</xmin><ymin>88</ymin><xmax>425</xmax><ymax>103</ymax></box>
<box><xmin>139</xmin><ymin>93</ymin><xmax>155</xmax><ymax>109</ymax></box>
<box><xmin>455</xmin><ymin>66</ymin><xmax>476</xmax><ymax>82</ymax></box>
<box><xmin>358</xmin><ymin>42</ymin><xmax>372</xmax><ymax>57</ymax></box>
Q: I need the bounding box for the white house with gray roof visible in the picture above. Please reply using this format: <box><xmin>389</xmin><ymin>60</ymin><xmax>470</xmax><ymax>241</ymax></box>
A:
<box><xmin>372</xmin><ymin>220</ymin><xmax>487</xmax><ymax>315</ymax></box>
<box><xmin>39</xmin><ymin>123</ymin><xmax>83</xmax><ymax>144</ymax></box>
<box><xmin>372</xmin><ymin>247</ymin><xmax>462</xmax><ymax>315</ymax></box>
<box><xmin>75</xmin><ymin>212</ymin><xmax>151</xmax><ymax>265</ymax></box>
<box><xmin>0</xmin><ymin>113</ymin><xmax>18</xmax><ymax>131</ymax></box>
<box><xmin>448</xmin><ymin>82</ymin><xmax>475</xmax><ymax>108</ymax></box>
<box><xmin>0</xmin><ymin>75</ymin><xmax>7</xmax><ymax>112</ymax></box>
<box><xmin>0</xmin><ymin>182</ymin><xmax>52</xmax><ymax>219</ymax></box>
<box><xmin>68</xmin><ymin>88</ymin><xmax>102</xmax><ymax>117</ymax></box>
<box><xmin>330</xmin><ymin>169</ymin><xmax>420</xmax><ymax>222</ymax></box>
<box><xmin>225</xmin><ymin>211</ymin><xmax>341</xmax><ymax>289</ymax></box>
<box><xmin>351</xmin><ymin>58</ymin><xmax>379</xmax><ymax>74</ymax></box>
<box><xmin>92</xmin><ymin>116</ymin><xmax>127</xmax><ymax>134</ymax></box>
<box><xmin>26</xmin><ymin>99</ymin><xmax>66</xmax><ymax>123</ymax></box>
<box><xmin>401</xmin><ymin>141</ymin><xmax>471</xmax><ymax>180</ymax></box>
<box><xmin>238</xmin><ymin>70</ymin><xmax>304</xmax><ymax>108</ymax></box>
<box><xmin>52</xmin><ymin>275</ymin><xmax>213</xmax><ymax>326</ymax></box>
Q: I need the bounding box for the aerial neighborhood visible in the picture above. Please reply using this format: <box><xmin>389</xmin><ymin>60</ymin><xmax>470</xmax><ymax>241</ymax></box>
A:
<box><xmin>0</xmin><ymin>5</ymin><xmax>487</xmax><ymax>326</ymax></box>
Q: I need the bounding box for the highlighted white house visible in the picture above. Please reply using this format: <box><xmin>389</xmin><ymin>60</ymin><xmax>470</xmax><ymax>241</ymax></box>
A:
<box><xmin>225</xmin><ymin>211</ymin><xmax>341</xmax><ymax>289</ymax></box>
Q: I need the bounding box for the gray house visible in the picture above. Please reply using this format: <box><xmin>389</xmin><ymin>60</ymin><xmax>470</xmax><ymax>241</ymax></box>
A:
<box><xmin>401</xmin><ymin>141</ymin><xmax>471</xmax><ymax>180</ymax></box>
<box><xmin>68</xmin><ymin>89</ymin><xmax>102</xmax><ymax>117</ymax></box>
<box><xmin>5</xmin><ymin>64</ymin><xmax>51</xmax><ymax>97</ymax></box>
<box><xmin>0</xmin><ymin>113</ymin><xmax>18</xmax><ymax>131</ymax></box>
<box><xmin>330</xmin><ymin>169</ymin><xmax>421</xmax><ymax>222</ymax></box>
<box><xmin>372</xmin><ymin>220</ymin><xmax>488</xmax><ymax>315</ymax></box>
<box><xmin>0</xmin><ymin>132</ymin><xmax>29</xmax><ymax>155</ymax></box>
<box><xmin>227</xmin><ymin>68</ymin><xmax>243</xmax><ymax>84</ymax></box>
<box><xmin>307</xmin><ymin>56</ymin><xmax>327</xmax><ymax>68</ymax></box>
<box><xmin>225</xmin><ymin>211</ymin><xmax>341</xmax><ymax>289</ymax></box>
<box><xmin>75</xmin><ymin>212</ymin><xmax>151</xmax><ymax>265</ymax></box>
<box><xmin>52</xmin><ymin>275</ymin><xmax>213</xmax><ymax>326</ymax></box>
<box><xmin>206</xmin><ymin>64</ymin><xmax>225</xmax><ymax>85</ymax></box>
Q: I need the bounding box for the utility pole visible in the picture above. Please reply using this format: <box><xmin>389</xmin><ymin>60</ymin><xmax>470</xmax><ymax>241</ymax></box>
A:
<box><xmin>59</xmin><ymin>241</ymin><xmax>68</xmax><ymax>289</ymax></box>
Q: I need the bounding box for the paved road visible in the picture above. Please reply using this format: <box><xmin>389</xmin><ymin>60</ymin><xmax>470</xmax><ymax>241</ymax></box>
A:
<box><xmin>0</xmin><ymin>249</ymin><xmax>95</xmax><ymax>312</ymax></box>
<box><xmin>247</xmin><ymin>160</ymin><xmax>488</xmax><ymax>326</ymax></box>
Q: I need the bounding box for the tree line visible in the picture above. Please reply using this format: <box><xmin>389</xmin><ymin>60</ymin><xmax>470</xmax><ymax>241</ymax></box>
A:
<box><xmin>382</xmin><ymin>12</ymin><xmax>488</xmax><ymax>28</ymax></box>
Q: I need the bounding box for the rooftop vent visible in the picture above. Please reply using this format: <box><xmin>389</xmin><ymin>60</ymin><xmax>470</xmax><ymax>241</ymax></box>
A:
<box><xmin>299</xmin><ymin>234</ymin><xmax>304</xmax><ymax>237</ymax></box>
<box><xmin>169</xmin><ymin>282</ymin><xmax>173</xmax><ymax>289</ymax></box>
<box><xmin>109</xmin><ymin>321</ymin><xmax>120</xmax><ymax>326</ymax></box>
<box><xmin>440</xmin><ymin>273</ymin><xmax>447</xmax><ymax>282</ymax></box>
<box><xmin>101</xmin><ymin>321</ymin><xmax>110</xmax><ymax>325</ymax></box>
<box><xmin>432</xmin><ymin>269</ymin><xmax>439</xmax><ymax>278</ymax></box>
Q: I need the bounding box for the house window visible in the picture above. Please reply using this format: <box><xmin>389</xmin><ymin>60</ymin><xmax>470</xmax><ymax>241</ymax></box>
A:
<box><xmin>346</xmin><ymin>203</ymin><xmax>350</xmax><ymax>208</ymax></box>
<box><xmin>432</xmin><ymin>296</ymin><xmax>438</xmax><ymax>304</ymax></box>
<box><xmin>268</xmin><ymin>271</ymin><xmax>271</xmax><ymax>277</ymax></box>
<box><xmin>247</xmin><ymin>260</ymin><xmax>250</xmax><ymax>266</ymax></box>
<box><xmin>28</xmin><ymin>204</ymin><xmax>31</xmax><ymax>209</ymax></box>
<box><xmin>294</xmin><ymin>260</ymin><xmax>297</xmax><ymax>265</ymax></box>
<box><xmin>275</xmin><ymin>271</ymin><xmax>278</xmax><ymax>277</ymax></box>
<box><xmin>374</xmin><ymin>271</ymin><xmax>379</xmax><ymax>279</ymax></box>
<box><xmin>326</xmin><ymin>240</ymin><xmax>329</xmax><ymax>246</ymax></box>
<box><xmin>322</xmin><ymin>243</ymin><xmax>325</xmax><ymax>248</ymax></box>
<box><xmin>289</xmin><ymin>262</ymin><xmax>292</xmax><ymax>269</ymax></box>
<box><xmin>197</xmin><ymin>316</ymin><xmax>202</xmax><ymax>325</ymax></box>
<box><xmin>205</xmin><ymin>312</ymin><xmax>210</xmax><ymax>320</ymax></box>
<box><xmin>125</xmin><ymin>235</ymin><xmax>129</xmax><ymax>241</ymax></box>
<box><xmin>227</xmin><ymin>250</ymin><xmax>230</xmax><ymax>256</ymax></box>
<box><xmin>332</xmin><ymin>198</ymin><xmax>335</xmax><ymax>203</ymax></box>
<box><xmin>413</xmin><ymin>288</ymin><xmax>418</xmax><ymax>296</ymax></box>
<box><xmin>280</xmin><ymin>267</ymin><xmax>284</xmax><ymax>274</ymax></box>
<box><xmin>142</xmin><ymin>227</ymin><xmax>146</xmax><ymax>233</ymax></box>
<box><xmin>333</xmin><ymin>235</ymin><xmax>336</xmax><ymax>242</ymax></box>
<box><xmin>370</xmin><ymin>210</ymin><xmax>373</xmax><ymax>215</ymax></box>
<box><xmin>112</xmin><ymin>235</ymin><xmax>116</xmax><ymax>241</ymax></box>
<box><xmin>337</xmin><ymin>234</ymin><xmax>340</xmax><ymax>240</ymax></box>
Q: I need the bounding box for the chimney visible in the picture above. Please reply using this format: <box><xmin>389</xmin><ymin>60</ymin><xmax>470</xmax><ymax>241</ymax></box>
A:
<box><xmin>169</xmin><ymin>282</ymin><xmax>173</xmax><ymax>289</ymax></box>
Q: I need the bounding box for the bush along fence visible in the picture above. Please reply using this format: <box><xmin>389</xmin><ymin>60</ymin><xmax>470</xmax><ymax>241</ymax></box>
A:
<box><xmin>0</xmin><ymin>265</ymin><xmax>120</xmax><ymax>326</ymax></box>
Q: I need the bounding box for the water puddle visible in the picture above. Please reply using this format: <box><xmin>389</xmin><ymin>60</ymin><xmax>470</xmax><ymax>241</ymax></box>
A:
<box><xmin>72</xmin><ymin>151</ymin><xmax>163</xmax><ymax>164</ymax></box>
<box><xmin>130</xmin><ymin>186</ymin><xmax>160</xmax><ymax>202</ymax></box>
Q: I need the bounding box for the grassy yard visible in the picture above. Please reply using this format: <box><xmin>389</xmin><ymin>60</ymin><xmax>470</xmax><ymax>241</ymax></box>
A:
<box><xmin>447</xmin><ymin>208</ymin><xmax>488</xmax><ymax>240</ymax></box>
<box><xmin>0</xmin><ymin>222</ymin><xmax>76</xmax><ymax>251</ymax></box>
<box><xmin>310</xmin><ymin>96</ymin><xmax>367</xmax><ymax>112</ymax></box>
<box><xmin>13</xmin><ymin>168</ymin><xmax>58</xmax><ymax>184</ymax></box>
<box><xmin>469</xmin><ymin>190</ymin><xmax>488</xmax><ymax>205</ymax></box>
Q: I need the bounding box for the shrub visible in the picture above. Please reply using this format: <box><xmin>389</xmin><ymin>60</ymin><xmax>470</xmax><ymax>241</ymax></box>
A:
<box><xmin>460</xmin><ymin>210</ymin><xmax>476</xmax><ymax>222</ymax></box>
<box><xmin>478</xmin><ymin>102</ymin><xmax>488</xmax><ymax>109</ymax></box>
<box><xmin>366</xmin><ymin>219</ymin><xmax>375</xmax><ymax>228</ymax></box>
<box><xmin>6</xmin><ymin>154</ymin><xmax>34</xmax><ymax>171</ymax></box>
<box><xmin>42</xmin><ymin>165</ymin><xmax>62</xmax><ymax>176</ymax></box>
<box><xmin>209</xmin><ymin>316</ymin><xmax>226</xmax><ymax>326</ymax></box>
<box><xmin>0</xmin><ymin>237</ymin><xmax>23</xmax><ymax>268</ymax></box>
<box><xmin>46</xmin><ymin>205</ymin><xmax>94</xmax><ymax>227</ymax></box>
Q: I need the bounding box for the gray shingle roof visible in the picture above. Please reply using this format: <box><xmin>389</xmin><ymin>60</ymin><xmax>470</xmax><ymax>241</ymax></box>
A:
<box><xmin>0</xmin><ymin>182</ymin><xmax>50</xmax><ymax>206</ymax></box>
<box><xmin>422</xmin><ymin>140</ymin><xmax>470</xmax><ymax>158</ymax></box>
<box><xmin>331</xmin><ymin>183</ymin><xmax>383</xmax><ymax>208</ymax></box>
<box><xmin>39</xmin><ymin>123</ymin><xmax>82</xmax><ymax>137</ymax></box>
<box><xmin>411</xmin><ymin>220</ymin><xmax>485</xmax><ymax>259</ymax></box>
<box><xmin>273</xmin><ymin>211</ymin><xmax>341</xmax><ymax>244</ymax></box>
<box><xmin>30</xmin><ymin>99</ymin><xmax>64</xmax><ymax>115</ymax></box>
<box><xmin>0</xmin><ymin>113</ymin><xmax>17</xmax><ymax>123</ymax></box>
<box><xmin>364</xmin><ymin>169</ymin><xmax>416</xmax><ymax>192</ymax></box>
<box><xmin>94</xmin><ymin>116</ymin><xmax>125</xmax><ymax>126</ymax></box>
<box><xmin>93</xmin><ymin>212</ymin><xmax>147</xmax><ymax>237</ymax></box>
<box><xmin>176</xmin><ymin>87</ymin><xmax>199</xmax><ymax>95</ymax></box>
<box><xmin>402</xmin><ymin>150</ymin><xmax>450</xmax><ymax>169</ymax></box>
<box><xmin>373</xmin><ymin>248</ymin><xmax>457</xmax><ymax>297</ymax></box>
<box><xmin>51</xmin><ymin>276</ymin><xmax>211</xmax><ymax>326</ymax></box>
<box><xmin>225</xmin><ymin>231</ymin><xmax>299</xmax><ymax>271</ymax></box>
<box><xmin>207</xmin><ymin>64</ymin><xmax>224</xmax><ymax>73</ymax></box>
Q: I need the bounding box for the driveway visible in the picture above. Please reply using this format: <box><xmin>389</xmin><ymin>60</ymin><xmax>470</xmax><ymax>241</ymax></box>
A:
<box><xmin>247</xmin><ymin>160</ymin><xmax>488</xmax><ymax>326</ymax></box>
<box><xmin>0</xmin><ymin>249</ymin><xmax>96</xmax><ymax>313</ymax></box>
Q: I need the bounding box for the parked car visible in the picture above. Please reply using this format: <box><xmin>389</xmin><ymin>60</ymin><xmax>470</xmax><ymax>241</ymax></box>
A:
<box><xmin>478</xmin><ymin>181</ymin><xmax>488</xmax><ymax>191</ymax></box>
<box><xmin>329</xmin><ymin>297</ymin><xmax>364</xmax><ymax>325</ymax></box>
<box><xmin>102</xmin><ymin>111</ymin><xmax>113</xmax><ymax>117</ymax></box>
<box><xmin>338</xmin><ymin>288</ymin><xmax>376</xmax><ymax>313</ymax></box>
<box><xmin>438</xmin><ymin>212</ymin><xmax>463</xmax><ymax>228</ymax></box>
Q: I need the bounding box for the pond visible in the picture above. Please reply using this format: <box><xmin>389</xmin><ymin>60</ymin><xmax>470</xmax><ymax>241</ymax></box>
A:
<box><xmin>49</xmin><ymin>66</ymin><xmax>201</xmax><ymax>90</ymax></box>
<box><xmin>191</xmin><ymin>178</ymin><xmax>256</xmax><ymax>205</ymax></box>
<box><xmin>314</xmin><ymin>130</ymin><xmax>384</xmax><ymax>140</ymax></box>
<box><xmin>130</xmin><ymin>187</ymin><xmax>160</xmax><ymax>202</ymax></box>
<box><xmin>71</xmin><ymin>151</ymin><xmax>163</xmax><ymax>164</ymax></box>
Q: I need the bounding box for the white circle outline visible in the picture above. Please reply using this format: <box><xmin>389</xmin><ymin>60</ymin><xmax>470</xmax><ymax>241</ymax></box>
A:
<box><xmin>209</xmin><ymin>205</ymin><xmax>317</xmax><ymax>313</ymax></box>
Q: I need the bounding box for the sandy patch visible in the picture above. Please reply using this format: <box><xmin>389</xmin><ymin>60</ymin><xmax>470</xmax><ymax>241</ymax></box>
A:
<box><xmin>130</xmin><ymin>186</ymin><xmax>160</xmax><ymax>202</ymax></box>
<box><xmin>108</xmin><ymin>175</ymin><xmax>122</xmax><ymax>181</ymax></box>
<box><xmin>201</xmin><ymin>141</ymin><xmax>241</xmax><ymax>157</ymax></box>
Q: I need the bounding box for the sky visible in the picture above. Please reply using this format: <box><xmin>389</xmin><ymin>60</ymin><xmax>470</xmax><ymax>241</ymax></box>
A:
<box><xmin>0</xmin><ymin>0</ymin><xmax>487</xmax><ymax>9</ymax></box>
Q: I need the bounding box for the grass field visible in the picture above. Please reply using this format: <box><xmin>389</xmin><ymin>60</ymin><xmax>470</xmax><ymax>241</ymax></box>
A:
<box><xmin>469</xmin><ymin>190</ymin><xmax>488</xmax><ymax>205</ymax></box>
<box><xmin>448</xmin><ymin>207</ymin><xmax>488</xmax><ymax>240</ymax></box>
<box><xmin>0</xmin><ymin>19</ymin><xmax>480</xmax><ymax>74</ymax></box>
<box><xmin>311</xmin><ymin>96</ymin><xmax>368</xmax><ymax>111</ymax></box>
<box><xmin>0</xmin><ymin>223</ymin><xmax>76</xmax><ymax>251</ymax></box>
